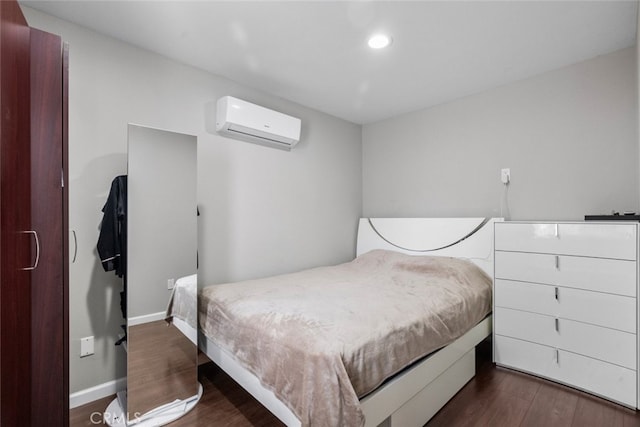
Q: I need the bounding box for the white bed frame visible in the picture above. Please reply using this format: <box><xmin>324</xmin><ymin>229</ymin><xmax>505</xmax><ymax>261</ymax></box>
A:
<box><xmin>199</xmin><ymin>217</ymin><xmax>501</xmax><ymax>427</ymax></box>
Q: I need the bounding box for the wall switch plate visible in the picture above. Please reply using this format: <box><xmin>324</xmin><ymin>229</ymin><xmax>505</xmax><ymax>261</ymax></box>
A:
<box><xmin>80</xmin><ymin>336</ymin><xmax>94</xmax><ymax>357</ymax></box>
<box><xmin>167</xmin><ymin>278</ymin><xmax>175</xmax><ymax>290</ymax></box>
<box><xmin>501</xmin><ymin>168</ymin><xmax>511</xmax><ymax>184</ymax></box>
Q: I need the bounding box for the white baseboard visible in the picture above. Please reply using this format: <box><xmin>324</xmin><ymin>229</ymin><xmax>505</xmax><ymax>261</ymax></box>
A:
<box><xmin>70</xmin><ymin>377</ymin><xmax>127</xmax><ymax>409</ymax></box>
<box><xmin>128</xmin><ymin>311</ymin><xmax>165</xmax><ymax>326</ymax></box>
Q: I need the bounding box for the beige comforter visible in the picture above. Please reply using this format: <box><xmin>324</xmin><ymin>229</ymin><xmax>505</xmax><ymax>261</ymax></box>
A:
<box><xmin>199</xmin><ymin>250</ymin><xmax>492</xmax><ymax>427</ymax></box>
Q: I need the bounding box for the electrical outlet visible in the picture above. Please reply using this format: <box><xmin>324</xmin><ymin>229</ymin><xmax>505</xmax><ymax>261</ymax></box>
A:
<box><xmin>501</xmin><ymin>168</ymin><xmax>510</xmax><ymax>184</ymax></box>
<box><xmin>80</xmin><ymin>336</ymin><xmax>94</xmax><ymax>357</ymax></box>
<box><xmin>167</xmin><ymin>278</ymin><xmax>175</xmax><ymax>290</ymax></box>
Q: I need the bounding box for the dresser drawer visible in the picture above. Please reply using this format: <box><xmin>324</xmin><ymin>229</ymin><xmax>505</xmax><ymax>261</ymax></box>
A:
<box><xmin>495</xmin><ymin>251</ymin><xmax>636</xmax><ymax>297</ymax></box>
<box><xmin>495</xmin><ymin>307</ymin><xmax>636</xmax><ymax>369</ymax></box>
<box><xmin>494</xmin><ymin>222</ymin><xmax>636</xmax><ymax>260</ymax></box>
<box><xmin>494</xmin><ymin>335</ymin><xmax>636</xmax><ymax>408</ymax></box>
<box><xmin>495</xmin><ymin>280</ymin><xmax>636</xmax><ymax>333</ymax></box>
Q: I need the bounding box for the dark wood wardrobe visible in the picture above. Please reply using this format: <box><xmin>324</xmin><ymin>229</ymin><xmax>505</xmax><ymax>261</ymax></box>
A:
<box><xmin>1</xmin><ymin>0</ymin><xmax>69</xmax><ymax>425</ymax></box>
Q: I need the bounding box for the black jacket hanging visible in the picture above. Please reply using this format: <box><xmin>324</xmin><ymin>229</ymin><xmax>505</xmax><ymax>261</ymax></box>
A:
<box><xmin>97</xmin><ymin>175</ymin><xmax>127</xmax><ymax>277</ymax></box>
<box><xmin>97</xmin><ymin>175</ymin><xmax>128</xmax><ymax>325</ymax></box>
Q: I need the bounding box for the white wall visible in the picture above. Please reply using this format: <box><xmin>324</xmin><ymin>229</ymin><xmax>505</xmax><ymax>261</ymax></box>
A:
<box><xmin>23</xmin><ymin>7</ymin><xmax>362</xmax><ymax>394</ymax></box>
<box><xmin>363</xmin><ymin>47</ymin><xmax>638</xmax><ymax>220</ymax></box>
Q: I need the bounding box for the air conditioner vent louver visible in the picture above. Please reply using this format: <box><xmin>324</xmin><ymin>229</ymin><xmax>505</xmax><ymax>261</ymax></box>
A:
<box><xmin>225</xmin><ymin>127</ymin><xmax>292</xmax><ymax>148</ymax></box>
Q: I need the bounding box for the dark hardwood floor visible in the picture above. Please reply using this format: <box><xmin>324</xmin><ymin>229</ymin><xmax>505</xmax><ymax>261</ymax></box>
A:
<box><xmin>71</xmin><ymin>339</ymin><xmax>640</xmax><ymax>426</ymax></box>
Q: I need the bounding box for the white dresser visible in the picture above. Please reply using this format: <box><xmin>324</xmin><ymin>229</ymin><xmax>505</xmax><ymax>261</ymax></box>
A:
<box><xmin>493</xmin><ymin>221</ymin><xmax>639</xmax><ymax>408</ymax></box>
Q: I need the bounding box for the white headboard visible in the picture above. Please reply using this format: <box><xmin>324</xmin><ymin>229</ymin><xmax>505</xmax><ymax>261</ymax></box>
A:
<box><xmin>357</xmin><ymin>218</ymin><xmax>503</xmax><ymax>277</ymax></box>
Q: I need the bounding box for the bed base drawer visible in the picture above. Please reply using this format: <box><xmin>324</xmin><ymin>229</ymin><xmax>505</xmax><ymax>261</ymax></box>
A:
<box><xmin>388</xmin><ymin>349</ymin><xmax>474</xmax><ymax>427</ymax></box>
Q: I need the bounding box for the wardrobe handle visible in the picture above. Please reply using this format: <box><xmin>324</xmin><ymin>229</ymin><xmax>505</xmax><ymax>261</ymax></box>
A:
<box><xmin>20</xmin><ymin>230</ymin><xmax>40</xmax><ymax>271</ymax></box>
<box><xmin>71</xmin><ymin>230</ymin><xmax>77</xmax><ymax>263</ymax></box>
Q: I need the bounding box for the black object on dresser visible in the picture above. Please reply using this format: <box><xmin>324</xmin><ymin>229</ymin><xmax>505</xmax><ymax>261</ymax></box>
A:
<box><xmin>585</xmin><ymin>215</ymin><xmax>640</xmax><ymax>221</ymax></box>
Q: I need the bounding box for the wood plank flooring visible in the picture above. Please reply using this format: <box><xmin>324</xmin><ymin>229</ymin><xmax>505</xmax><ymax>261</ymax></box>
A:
<box><xmin>71</xmin><ymin>339</ymin><xmax>640</xmax><ymax>426</ymax></box>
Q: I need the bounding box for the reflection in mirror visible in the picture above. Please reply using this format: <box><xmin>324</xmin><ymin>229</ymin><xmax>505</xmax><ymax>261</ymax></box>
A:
<box><xmin>125</xmin><ymin>124</ymin><xmax>199</xmax><ymax>424</ymax></box>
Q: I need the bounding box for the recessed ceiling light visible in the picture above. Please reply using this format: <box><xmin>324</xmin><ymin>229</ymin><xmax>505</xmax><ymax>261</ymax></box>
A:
<box><xmin>368</xmin><ymin>34</ymin><xmax>392</xmax><ymax>49</ymax></box>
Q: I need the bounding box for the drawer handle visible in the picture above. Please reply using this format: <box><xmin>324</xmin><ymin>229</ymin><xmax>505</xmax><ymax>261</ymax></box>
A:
<box><xmin>556</xmin><ymin>349</ymin><xmax>560</xmax><ymax>364</ymax></box>
<box><xmin>555</xmin><ymin>255</ymin><xmax>559</xmax><ymax>270</ymax></box>
<box><xmin>554</xmin><ymin>223</ymin><xmax>559</xmax><ymax>238</ymax></box>
<box><xmin>554</xmin><ymin>287</ymin><xmax>559</xmax><ymax>301</ymax></box>
<box><xmin>555</xmin><ymin>318</ymin><xmax>559</xmax><ymax>332</ymax></box>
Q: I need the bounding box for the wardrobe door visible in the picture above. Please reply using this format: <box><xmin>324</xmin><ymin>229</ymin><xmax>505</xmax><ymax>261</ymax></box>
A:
<box><xmin>30</xmin><ymin>28</ymin><xmax>68</xmax><ymax>426</ymax></box>
<box><xmin>0</xmin><ymin>1</ymin><xmax>32</xmax><ymax>425</ymax></box>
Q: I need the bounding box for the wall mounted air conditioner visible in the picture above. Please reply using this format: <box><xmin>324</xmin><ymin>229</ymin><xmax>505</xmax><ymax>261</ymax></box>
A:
<box><xmin>215</xmin><ymin>96</ymin><xmax>302</xmax><ymax>151</ymax></box>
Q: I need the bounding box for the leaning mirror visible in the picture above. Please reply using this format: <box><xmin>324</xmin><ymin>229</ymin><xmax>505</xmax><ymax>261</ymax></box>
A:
<box><xmin>106</xmin><ymin>124</ymin><xmax>200</xmax><ymax>425</ymax></box>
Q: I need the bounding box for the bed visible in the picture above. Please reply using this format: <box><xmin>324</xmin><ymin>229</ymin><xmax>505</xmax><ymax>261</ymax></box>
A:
<box><xmin>198</xmin><ymin>217</ymin><xmax>500</xmax><ymax>427</ymax></box>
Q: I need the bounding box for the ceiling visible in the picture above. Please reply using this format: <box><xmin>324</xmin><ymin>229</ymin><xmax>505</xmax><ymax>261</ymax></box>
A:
<box><xmin>21</xmin><ymin>1</ymin><xmax>638</xmax><ymax>124</ymax></box>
